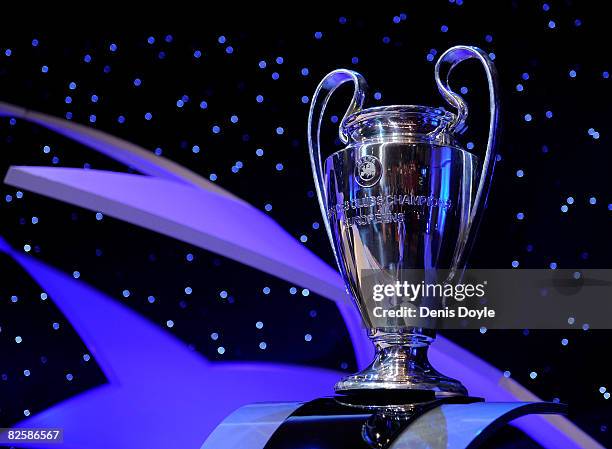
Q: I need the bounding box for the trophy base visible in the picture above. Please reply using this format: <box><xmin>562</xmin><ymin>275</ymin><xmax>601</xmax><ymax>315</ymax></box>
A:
<box><xmin>334</xmin><ymin>330</ymin><xmax>468</xmax><ymax>398</ymax></box>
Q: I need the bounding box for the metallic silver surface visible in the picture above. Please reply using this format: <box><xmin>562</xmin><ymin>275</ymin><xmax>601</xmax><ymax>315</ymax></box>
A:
<box><xmin>324</xmin><ymin>125</ymin><xmax>476</xmax><ymax>396</ymax></box>
<box><xmin>390</xmin><ymin>402</ymin><xmax>567</xmax><ymax>449</ymax></box>
<box><xmin>308</xmin><ymin>46</ymin><xmax>500</xmax><ymax>396</ymax></box>
<box><xmin>203</xmin><ymin>401</ymin><xmax>567</xmax><ymax>449</ymax></box>
<box><xmin>201</xmin><ymin>402</ymin><xmax>301</xmax><ymax>449</ymax></box>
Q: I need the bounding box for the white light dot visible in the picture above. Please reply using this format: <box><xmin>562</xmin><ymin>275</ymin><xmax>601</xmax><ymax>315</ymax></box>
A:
<box><xmin>24</xmin><ymin>369</ymin><xmax>31</xmax><ymax>377</ymax></box>
<box><xmin>217</xmin><ymin>346</ymin><xmax>226</xmax><ymax>355</ymax></box>
<box><xmin>259</xmin><ymin>342</ymin><xmax>267</xmax><ymax>350</ymax></box>
<box><xmin>166</xmin><ymin>320</ymin><xmax>174</xmax><ymax>328</ymax></box>
<box><xmin>256</xmin><ymin>321</ymin><xmax>264</xmax><ymax>329</ymax></box>
<box><xmin>304</xmin><ymin>333</ymin><xmax>312</xmax><ymax>342</ymax></box>
<box><xmin>302</xmin><ymin>289</ymin><xmax>310</xmax><ymax>296</ymax></box>
<box><xmin>503</xmin><ymin>370</ymin><xmax>511</xmax><ymax>378</ymax></box>
<box><xmin>211</xmin><ymin>332</ymin><xmax>219</xmax><ymax>340</ymax></box>
<box><xmin>561</xmin><ymin>338</ymin><xmax>569</xmax><ymax>346</ymax></box>
<box><xmin>530</xmin><ymin>371</ymin><xmax>538</xmax><ymax>379</ymax></box>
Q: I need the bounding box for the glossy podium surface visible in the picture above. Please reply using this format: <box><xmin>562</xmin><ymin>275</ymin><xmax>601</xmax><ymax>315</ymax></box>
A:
<box><xmin>202</xmin><ymin>397</ymin><xmax>566</xmax><ymax>449</ymax></box>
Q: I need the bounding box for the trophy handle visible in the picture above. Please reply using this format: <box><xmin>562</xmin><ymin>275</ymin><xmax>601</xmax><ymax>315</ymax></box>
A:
<box><xmin>307</xmin><ymin>69</ymin><xmax>367</xmax><ymax>264</ymax></box>
<box><xmin>434</xmin><ymin>46</ymin><xmax>500</xmax><ymax>263</ymax></box>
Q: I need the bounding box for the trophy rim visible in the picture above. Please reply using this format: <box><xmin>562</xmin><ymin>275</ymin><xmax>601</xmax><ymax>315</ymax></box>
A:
<box><xmin>339</xmin><ymin>104</ymin><xmax>464</xmax><ymax>151</ymax></box>
<box><xmin>344</xmin><ymin>104</ymin><xmax>457</xmax><ymax>128</ymax></box>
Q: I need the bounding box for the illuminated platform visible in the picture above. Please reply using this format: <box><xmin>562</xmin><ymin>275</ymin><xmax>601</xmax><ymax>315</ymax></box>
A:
<box><xmin>203</xmin><ymin>398</ymin><xmax>567</xmax><ymax>449</ymax></box>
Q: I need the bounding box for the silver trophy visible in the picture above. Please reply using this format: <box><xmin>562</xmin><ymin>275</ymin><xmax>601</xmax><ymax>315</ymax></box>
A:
<box><xmin>307</xmin><ymin>46</ymin><xmax>499</xmax><ymax>397</ymax></box>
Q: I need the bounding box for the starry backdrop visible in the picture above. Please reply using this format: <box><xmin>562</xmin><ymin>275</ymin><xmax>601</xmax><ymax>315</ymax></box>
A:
<box><xmin>0</xmin><ymin>3</ymin><xmax>610</xmax><ymax>447</ymax></box>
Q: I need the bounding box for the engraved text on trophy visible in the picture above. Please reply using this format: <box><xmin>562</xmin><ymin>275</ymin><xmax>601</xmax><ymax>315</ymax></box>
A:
<box><xmin>327</xmin><ymin>193</ymin><xmax>452</xmax><ymax>226</ymax></box>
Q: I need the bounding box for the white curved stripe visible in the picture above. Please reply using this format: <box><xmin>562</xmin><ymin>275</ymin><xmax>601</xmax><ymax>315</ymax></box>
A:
<box><xmin>0</xmin><ymin>101</ymin><xmax>241</xmax><ymax>203</ymax></box>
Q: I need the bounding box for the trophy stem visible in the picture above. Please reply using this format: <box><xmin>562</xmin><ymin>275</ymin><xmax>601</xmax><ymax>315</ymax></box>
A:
<box><xmin>334</xmin><ymin>328</ymin><xmax>468</xmax><ymax>398</ymax></box>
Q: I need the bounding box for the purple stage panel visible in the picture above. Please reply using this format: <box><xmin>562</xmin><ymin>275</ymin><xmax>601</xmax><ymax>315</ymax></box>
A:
<box><xmin>0</xmin><ymin>237</ymin><xmax>342</xmax><ymax>449</ymax></box>
<box><xmin>4</xmin><ymin>164</ymin><xmax>372</xmax><ymax>370</ymax></box>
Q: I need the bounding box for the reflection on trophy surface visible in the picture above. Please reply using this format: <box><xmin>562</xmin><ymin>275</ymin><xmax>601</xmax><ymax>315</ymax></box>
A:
<box><xmin>308</xmin><ymin>46</ymin><xmax>499</xmax><ymax>397</ymax></box>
